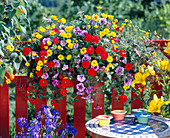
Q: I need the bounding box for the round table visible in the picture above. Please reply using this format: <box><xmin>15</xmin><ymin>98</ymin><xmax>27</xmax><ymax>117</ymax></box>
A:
<box><xmin>85</xmin><ymin>116</ymin><xmax>170</xmax><ymax>138</ymax></box>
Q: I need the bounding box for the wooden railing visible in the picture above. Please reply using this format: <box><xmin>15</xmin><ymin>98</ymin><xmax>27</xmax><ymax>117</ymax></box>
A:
<box><xmin>0</xmin><ymin>40</ymin><xmax>169</xmax><ymax>138</ymax></box>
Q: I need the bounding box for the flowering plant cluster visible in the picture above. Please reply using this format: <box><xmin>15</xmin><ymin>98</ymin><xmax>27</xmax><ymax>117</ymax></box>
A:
<box><xmin>22</xmin><ymin>7</ymin><xmax>168</xmax><ymax>108</ymax></box>
<box><xmin>15</xmin><ymin>105</ymin><xmax>77</xmax><ymax>138</ymax></box>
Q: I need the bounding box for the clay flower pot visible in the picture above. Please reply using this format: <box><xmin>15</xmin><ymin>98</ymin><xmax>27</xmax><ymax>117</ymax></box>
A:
<box><xmin>111</xmin><ymin>110</ymin><xmax>127</xmax><ymax>120</ymax></box>
<box><xmin>96</xmin><ymin>115</ymin><xmax>113</xmax><ymax>127</ymax></box>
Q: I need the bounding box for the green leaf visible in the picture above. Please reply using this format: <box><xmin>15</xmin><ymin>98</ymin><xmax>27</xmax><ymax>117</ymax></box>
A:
<box><xmin>0</xmin><ymin>77</ymin><xmax>4</xmax><ymax>86</ymax></box>
<box><xmin>74</xmin><ymin>98</ymin><xmax>80</xmax><ymax>102</ymax></box>
<box><xmin>21</xmin><ymin>25</ymin><xmax>26</xmax><ymax>34</ymax></box>
<box><xmin>13</xmin><ymin>1</ymin><xmax>20</xmax><ymax>8</ymax></box>
<box><xmin>0</xmin><ymin>67</ymin><xmax>6</xmax><ymax>79</ymax></box>
<box><xmin>10</xmin><ymin>52</ymin><xmax>18</xmax><ymax>58</ymax></box>
<box><xmin>13</xmin><ymin>60</ymin><xmax>20</xmax><ymax>71</ymax></box>
<box><xmin>8</xmin><ymin>9</ymin><xmax>16</xmax><ymax>19</ymax></box>
<box><xmin>6</xmin><ymin>66</ymin><xmax>13</xmax><ymax>75</ymax></box>
<box><xmin>2</xmin><ymin>24</ymin><xmax>10</xmax><ymax>34</ymax></box>
<box><xmin>0</xmin><ymin>48</ymin><xmax>4</xmax><ymax>56</ymax></box>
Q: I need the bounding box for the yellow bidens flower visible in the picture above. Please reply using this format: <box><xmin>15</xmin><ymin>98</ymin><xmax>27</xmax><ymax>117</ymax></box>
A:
<box><xmin>58</xmin><ymin>18</ymin><xmax>66</xmax><ymax>24</ymax></box>
<box><xmin>124</xmin><ymin>19</ymin><xmax>128</xmax><ymax>22</ymax></box>
<box><xmin>66</xmin><ymin>39</ymin><xmax>71</xmax><ymax>43</ymax></box>
<box><xmin>36</xmin><ymin>34</ymin><xmax>43</xmax><ymax>39</ymax></box>
<box><xmin>51</xmin><ymin>15</ymin><xmax>58</xmax><ymax>21</ymax></box>
<box><xmin>87</xmin><ymin>25</ymin><xmax>91</xmax><ymax>28</ymax></box>
<box><xmin>101</xmin><ymin>13</ymin><xmax>108</xmax><ymax>18</ymax></box>
<box><xmin>37</xmin><ymin>60</ymin><xmax>43</xmax><ymax>66</ymax></box>
<box><xmin>65</xmin><ymin>33</ymin><xmax>72</xmax><ymax>38</ymax></box>
<box><xmin>108</xmin><ymin>15</ymin><xmax>114</xmax><ymax>20</ymax></box>
<box><xmin>85</xmin><ymin>15</ymin><xmax>91</xmax><ymax>20</ymax></box>
<box><xmin>46</xmin><ymin>26</ymin><xmax>51</xmax><ymax>30</ymax></box>
<box><xmin>93</xmin><ymin>14</ymin><xmax>99</xmax><ymax>22</ymax></box>
<box><xmin>114</xmin><ymin>19</ymin><xmax>118</xmax><ymax>23</ymax></box>
<box><xmin>68</xmin><ymin>43</ymin><xmax>73</xmax><ymax>49</ymax></box>
<box><xmin>25</xmin><ymin>62</ymin><xmax>30</xmax><ymax>67</ymax></box>
<box><xmin>65</xmin><ymin>26</ymin><xmax>73</xmax><ymax>32</ymax></box>
<box><xmin>6</xmin><ymin>79</ymin><xmax>11</xmax><ymax>84</ymax></box>
<box><xmin>80</xmin><ymin>47</ymin><xmax>87</xmax><ymax>54</ymax></box>
<box><xmin>47</xmin><ymin>49</ymin><xmax>53</xmax><ymax>57</ymax></box>
<box><xmin>164</xmin><ymin>42</ymin><xmax>170</xmax><ymax>54</ymax></box>
<box><xmin>107</xmin><ymin>56</ymin><xmax>113</xmax><ymax>62</ymax></box>
<box><xmin>50</xmin><ymin>30</ymin><xmax>56</xmax><ymax>36</ymax></box>
<box><xmin>66</xmin><ymin>55</ymin><xmax>72</xmax><ymax>60</ymax></box>
<box><xmin>40</xmin><ymin>26</ymin><xmax>46</xmax><ymax>33</ymax></box>
<box><xmin>36</xmin><ymin>66</ymin><xmax>41</xmax><ymax>71</ymax></box>
<box><xmin>123</xmin><ymin>86</ymin><xmax>130</xmax><ymax>91</ymax></box>
<box><xmin>96</xmin><ymin>6</ymin><xmax>102</xmax><ymax>9</ymax></box>
<box><xmin>94</xmin><ymin>25</ymin><xmax>99</xmax><ymax>28</ymax></box>
<box><xmin>58</xmin><ymin>54</ymin><xmax>64</xmax><ymax>60</ymax></box>
<box><xmin>46</xmin><ymin>40</ymin><xmax>52</xmax><ymax>46</ymax></box>
<box><xmin>91</xmin><ymin>60</ymin><xmax>98</xmax><ymax>67</ymax></box>
<box><xmin>30</xmin><ymin>72</ymin><xmax>33</xmax><ymax>78</ymax></box>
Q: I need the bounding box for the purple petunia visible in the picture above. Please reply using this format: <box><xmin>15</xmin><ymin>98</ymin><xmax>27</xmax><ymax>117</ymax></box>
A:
<box><xmin>43</xmin><ymin>38</ymin><xmax>52</xmax><ymax>46</ymax></box>
<box><xmin>53</xmin><ymin>59</ymin><xmax>60</xmax><ymax>68</ymax></box>
<box><xmin>81</xmin><ymin>95</ymin><xmax>91</xmax><ymax>99</ymax></box>
<box><xmin>62</xmin><ymin>64</ymin><xmax>68</xmax><ymax>70</ymax></box>
<box><xmin>116</xmin><ymin>66</ymin><xmax>124</xmax><ymax>76</ymax></box>
<box><xmin>86</xmin><ymin>86</ymin><xmax>93</xmax><ymax>94</ymax></box>
<box><xmin>99</xmin><ymin>18</ymin><xmax>107</xmax><ymax>25</ymax></box>
<box><xmin>72</xmin><ymin>43</ymin><xmax>79</xmax><ymax>49</ymax></box>
<box><xmin>99</xmin><ymin>66</ymin><xmax>105</xmax><ymax>72</ymax></box>
<box><xmin>76</xmin><ymin>83</ymin><xmax>85</xmax><ymax>92</ymax></box>
<box><xmin>88</xmin><ymin>98</ymin><xmax>94</xmax><ymax>103</ymax></box>
<box><xmin>124</xmin><ymin>76</ymin><xmax>132</xmax><ymax>86</ymax></box>
<box><xmin>91</xmin><ymin>65</ymin><xmax>99</xmax><ymax>71</ymax></box>
<box><xmin>74</xmin><ymin>59</ymin><xmax>81</xmax><ymax>64</ymax></box>
<box><xmin>82</xmin><ymin>54</ymin><xmax>91</xmax><ymax>62</ymax></box>
<box><xmin>52</xmin><ymin>73</ymin><xmax>59</xmax><ymax>79</ymax></box>
<box><xmin>41</xmin><ymin>73</ymin><xmax>49</xmax><ymax>79</ymax></box>
<box><xmin>77</xmin><ymin>75</ymin><xmax>86</xmax><ymax>82</ymax></box>
<box><xmin>79</xmin><ymin>30</ymin><xmax>88</xmax><ymax>37</ymax></box>
<box><xmin>60</xmin><ymin>40</ymin><xmax>67</xmax><ymax>47</ymax></box>
<box><xmin>52</xmin><ymin>80</ymin><xmax>60</xmax><ymax>87</ymax></box>
<box><xmin>76</xmin><ymin>91</ymin><xmax>85</xmax><ymax>95</ymax></box>
<box><xmin>73</xmin><ymin>27</ymin><xmax>82</xmax><ymax>34</ymax></box>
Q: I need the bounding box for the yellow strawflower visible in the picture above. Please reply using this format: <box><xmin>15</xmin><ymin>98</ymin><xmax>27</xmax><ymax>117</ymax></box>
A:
<box><xmin>25</xmin><ymin>62</ymin><xmax>30</xmax><ymax>67</ymax></box>
<box><xmin>50</xmin><ymin>30</ymin><xmax>56</xmax><ymax>36</ymax></box>
<box><xmin>68</xmin><ymin>43</ymin><xmax>73</xmax><ymax>49</ymax></box>
<box><xmin>37</xmin><ymin>60</ymin><xmax>43</xmax><ymax>66</ymax></box>
<box><xmin>94</xmin><ymin>25</ymin><xmax>99</xmax><ymax>28</ymax></box>
<box><xmin>80</xmin><ymin>47</ymin><xmax>87</xmax><ymax>54</ymax></box>
<box><xmin>47</xmin><ymin>49</ymin><xmax>53</xmax><ymax>57</ymax></box>
<box><xmin>87</xmin><ymin>25</ymin><xmax>91</xmax><ymax>28</ymax></box>
<box><xmin>6</xmin><ymin>79</ymin><xmax>11</xmax><ymax>84</ymax></box>
<box><xmin>93</xmin><ymin>14</ymin><xmax>99</xmax><ymax>22</ymax></box>
<box><xmin>108</xmin><ymin>15</ymin><xmax>114</xmax><ymax>20</ymax></box>
<box><xmin>30</xmin><ymin>72</ymin><xmax>33</xmax><ymax>78</ymax></box>
<box><xmin>47</xmin><ymin>40</ymin><xmax>52</xmax><ymax>46</ymax></box>
<box><xmin>124</xmin><ymin>19</ymin><xmax>128</xmax><ymax>22</ymax></box>
<box><xmin>46</xmin><ymin>26</ymin><xmax>51</xmax><ymax>30</ymax></box>
<box><xmin>40</xmin><ymin>26</ymin><xmax>46</xmax><ymax>33</ymax></box>
<box><xmin>36</xmin><ymin>66</ymin><xmax>41</xmax><ymax>71</ymax></box>
<box><xmin>66</xmin><ymin>55</ymin><xmax>72</xmax><ymax>60</ymax></box>
<box><xmin>58</xmin><ymin>54</ymin><xmax>64</xmax><ymax>60</ymax></box>
<box><xmin>65</xmin><ymin>33</ymin><xmax>72</xmax><ymax>38</ymax></box>
<box><xmin>85</xmin><ymin>15</ymin><xmax>91</xmax><ymax>20</ymax></box>
<box><xmin>101</xmin><ymin>13</ymin><xmax>108</xmax><ymax>18</ymax></box>
<box><xmin>51</xmin><ymin>15</ymin><xmax>58</xmax><ymax>21</ymax></box>
<box><xmin>107</xmin><ymin>56</ymin><xmax>113</xmax><ymax>62</ymax></box>
<box><xmin>91</xmin><ymin>60</ymin><xmax>98</xmax><ymax>67</ymax></box>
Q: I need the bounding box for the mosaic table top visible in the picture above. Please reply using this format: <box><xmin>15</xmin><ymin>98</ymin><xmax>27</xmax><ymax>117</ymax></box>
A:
<box><xmin>85</xmin><ymin>116</ymin><xmax>170</xmax><ymax>138</ymax></box>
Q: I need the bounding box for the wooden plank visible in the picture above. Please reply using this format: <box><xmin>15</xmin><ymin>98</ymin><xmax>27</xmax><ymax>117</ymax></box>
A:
<box><xmin>92</xmin><ymin>82</ymin><xmax>104</xmax><ymax>119</ymax></box>
<box><xmin>15</xmin><ymin>76</ymin><xmax>28</xmax><ymax>133</ymax></box>
<box><xmin>73</xmin><ymin>78</ymin><xmax>86</xmax><ymax>138</ymax></box>
<box><xmin>112</xmin><ymin>87</ymin><xmax>124</xmax><ymax>110</ymax></box>
<box><xmin>35</xmin><ymin>88</ymin><xmax>47</xmax><ymax>116</ymax></box>
<box><xmin>0</xmin><ymin>79</ymin><xmax>10</xmax><ymax>138</ymax></box>
<box><xmin>131</xmin><ymin>89</ymin><xmax>143</xmax><ymax>111</ymax></box>
<box><xmin>54</xmin><ymin>96</ymin><xmax>67</xmax><ymax>130</ymax></box>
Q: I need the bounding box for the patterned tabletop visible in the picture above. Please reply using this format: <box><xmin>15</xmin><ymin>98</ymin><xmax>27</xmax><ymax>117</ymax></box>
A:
<box><xmin>85</xmin><ymin>116</ymin><xmax>170</xmax><ymax>138</ymax></box>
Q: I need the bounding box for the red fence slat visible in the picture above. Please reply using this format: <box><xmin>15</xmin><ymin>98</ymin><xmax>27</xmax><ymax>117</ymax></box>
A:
<box><xmin>112</xmin><ymin>88</ymin><xmax>124</xmax><ymax>110</ymax></box>
<box><xmin>92</xmin><ymin>82</ymin><xmax>104</xmax><ymax>119</ymax></box>
<box><xmin>35</xmin><ymin>97</ymin><xmax>47</xmax><ymax>116</ymax></box>
<box><xmin>54</xmin><ymin>96</ymin><xmax>67</xmax><ymax>130</ymax></box>
<box><xmin>74</xmin><ymin>95</ymin><xmax>86</xmax><ymax>138</ymax></box>
<box><xmin>0</xmin><ymin>80</ymin><xmax>10</xmax><ymax>138</ymax></box>
<box><xmin>131</xmin><ymin>89</ymin><xmax>143</xmax><ymax>111</ymax></box>
<box><xmin>15</xmin><ymin>76</ymin><xmax>28</xmax><ymax>133</ymax></box>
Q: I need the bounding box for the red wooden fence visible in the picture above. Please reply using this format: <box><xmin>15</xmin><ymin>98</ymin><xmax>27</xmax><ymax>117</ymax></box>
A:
<box><xmin>0</xmin><ymin>40</ymin><xmax>169</xmax><ymax>138</ymax></box>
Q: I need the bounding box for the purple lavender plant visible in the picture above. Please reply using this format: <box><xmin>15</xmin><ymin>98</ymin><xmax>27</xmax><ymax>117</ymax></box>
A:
<box><xmin>15</xmin><ymin>105</ymin><xmax>77</xmax><ymax>138</ymax></box>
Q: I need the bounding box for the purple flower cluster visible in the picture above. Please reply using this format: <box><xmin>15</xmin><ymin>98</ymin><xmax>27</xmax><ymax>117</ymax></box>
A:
<box><xmin>73</xmin><ymin>27</ymin><xmax>88</xmax><ymax>37</ymax></box>
<box><xmin>15</xmin><ymin>105</ymin><xmax>77</xmax><ymax>138</ymax></box>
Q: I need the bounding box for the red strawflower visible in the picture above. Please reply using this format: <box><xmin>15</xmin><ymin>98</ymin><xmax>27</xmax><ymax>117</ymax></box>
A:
<box><xmin>125</xmin><ymin>63</ymin><xmax>133</xmax><ymax>71</ymax></box>
<box><xmin>87</xmin><ymin>46</ymin><xmax>95</xmax><ymax>55</ymax></box>
<box><xmin>40</xmin><ymin>42</ymin><xmax>46</xmax><ymax>49</ymax></box>
<box><xmin>23</xmin><ymin>47</ymin><xmax>32</xmax><ymax>56</ymax></box>
<box><xmin>69</xmin><ymin>79</ymin><xmax>74</xmax><ymax>87</ymax></box>
<box><xmin>36</xmin><ymin>70</ymin><xmax>43</xmax><ymax>77</ymax></box>
<box><xmin>119</xmin><ymin>49</ymin><xmax>126</xmax><ymax>57</ymax></box>
<box><xmin>51</xmin><ymin>99</ymin><xmax>57</xmax><ymax>106</ymax></box>
<box><xmin>116</xmin><ymin>26</ymin><xmax>123</xmax><ymax>33</ymax></box>
<box><xmin>39</xmin><ymin>79</ymin><xmax>48</xmax><ymax>87</ymax></box>
<box><xmin>27</xmin><ymin>86</ymin><xmax>34</xmax><ymax>92</ymax></box>
<box><xmin>24</xmin><ymin>93</ymin><xmax>31</xmax><ymax>100</ymax></box>
<box><xmin>113</xmin><ymin>57</ymin><xmax>116</xmax><ymax>61</ymax></box>
<box><xmin>96</xmin><ymin>46</ymin><xmax>105</xmax><ymax>55</ymax></box>
<box><xmin>100</xmin><ymin>51</ymin><xmax>109</xmax><ymax>59</ymax></box>
<box><xmin>82</xmin><ymin>61</ymin><xmax>90</xmax><ymax>69</ymax></box>
<box><xmin>60</xmin><ymin>88</ymin><xmax>67</xmax><ymax>95</ymax></box>
<box><xmin>53</xmin><ymin>37</ymin><xmax>59</xmax><ymax>44</ymax></box>
<box><xmin>84</xmin><ymin>34</ymin><xmax>92</xmax><ymax>42</ymax></box>
<box><xmin>119</xmin><ymin>94</ymin><xmax>127</xmax><ymax>104</ymax></box>
<box><xmin>69</xmin><ymin>67</ymin><xmax>74</xmax><ymax>72</ymax></box>
<box><xmin>35</xmin><ymin>57</ymin><xmax>40</xmax><ymax>62</ymax></box>
<box><xmin>111</xmin><ymin>38</ymin><xmax>119</xmax><ymax>43</ymax></box>
<box><xmin>29</xmin><ymin>98</ymin><xmax>38</xmax><ymax>105</ymax></box>
<box><xmin>39</xmin><ymin>50</ymin><xmax>47</xmax><ymax>57</ymax></box>
<box><xmin>52</xmin><ymin>28</ymin><xmax>60</xmax><ymax>33</ymax></box>
<box><xmin>60</xmin><ymin>79</ymin><xmax>70</xmax><ymax>87</ymax></box>
<box><xmin>111</xmin><ymin>46</ymin><xmax>118</xmax><ymax>52</ymax></box>
<box><xmin>47</xmin><ymin>61</ymin><xmax>55</xmax><ymax>68</ymax></box>
<box><xmin>91</xmin><ymin>35</ymin><xmax>99</xmax><ymax>45</ymax></box>
<box><xmin>87</xmin><ymin>68</ymin><xmax>96</xmax><ymax>77</ymax></box>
